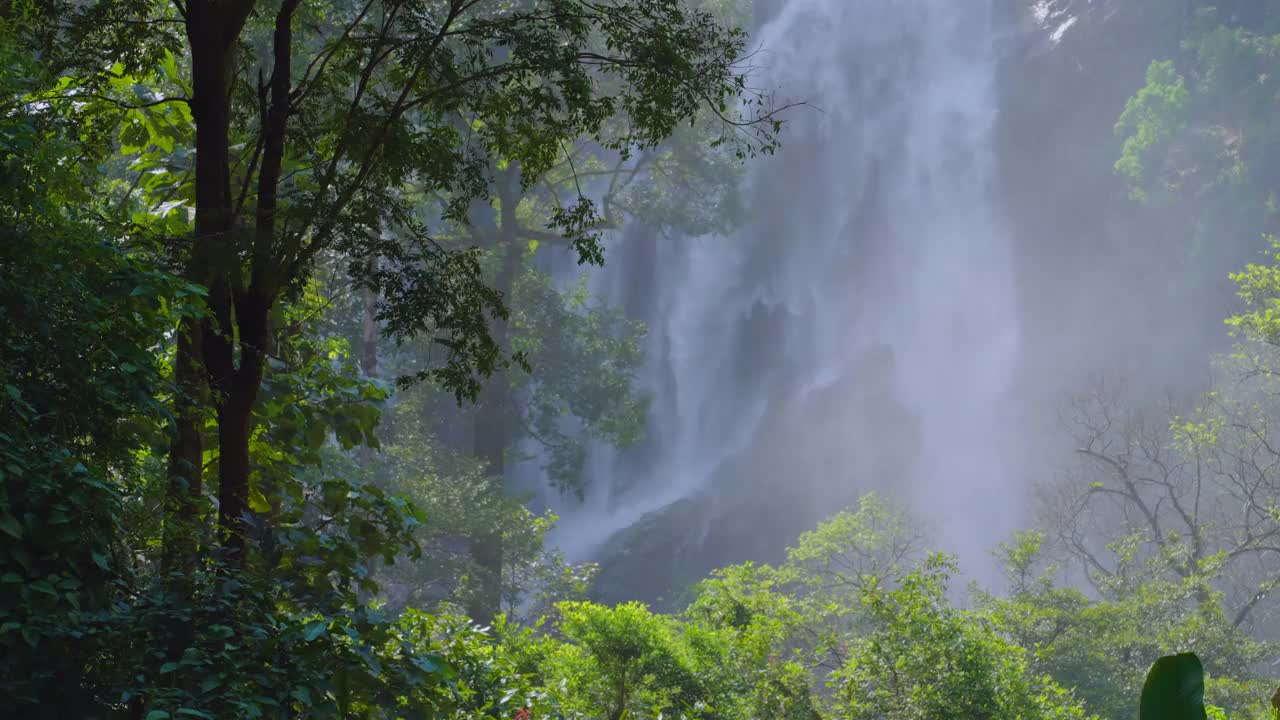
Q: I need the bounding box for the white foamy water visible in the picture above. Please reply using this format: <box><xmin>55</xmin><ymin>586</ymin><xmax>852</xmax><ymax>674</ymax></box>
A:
<box><xmin>550</xmin><ymin>0</ymin><xmax>1024</xmax><ymax>578</ymax></box>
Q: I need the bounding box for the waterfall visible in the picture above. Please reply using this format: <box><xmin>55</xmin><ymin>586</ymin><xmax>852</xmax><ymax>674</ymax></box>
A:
<box><xmin>550</xmin><ymin>0</ymin><xmax>1025</xmax><ymax>584</ymax></box>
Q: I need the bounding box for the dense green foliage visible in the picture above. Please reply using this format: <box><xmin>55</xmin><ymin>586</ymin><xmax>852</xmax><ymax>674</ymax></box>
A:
<box><xmin>7</xmin><ymin>0</ymin><xmax>1280</xmax><ymax>717</ymax></box>
<box><xmin>0</xmin><ymin>0</ymin><xmax>779</xmax><ymax>714</ymax></box>
<box><xmin>1113</xmin><ymin>1</ymin><xmax>1280</xmax><ymax>308</ymax></box>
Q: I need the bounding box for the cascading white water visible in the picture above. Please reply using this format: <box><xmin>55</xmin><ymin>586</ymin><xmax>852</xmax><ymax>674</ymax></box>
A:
<box><xmin>551</xmin><ymin>0</ymin><xmax>1025</xmax><ymax>579</ymax></box>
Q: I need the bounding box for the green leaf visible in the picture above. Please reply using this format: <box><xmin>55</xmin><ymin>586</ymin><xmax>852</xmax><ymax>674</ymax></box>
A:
<box><xmin>413</xmin><ymin>654</ymin><xmax>445</xmax><ymax>674</ymax></box>
<box><xmin>334</xmin><ymin>422</ymin><xmax>362</xmax><ymax>450</ymax></box>
<box><xmin>304</xmin><ymin>420</ymin><xmax>326</xmax><ymax>450</ymax></box>
<box><xmin>1140</xmin><ymin>653</ymin><xmax>1208</xmax><ymax>720</ymax></box>
<box><xmin>145</xmin><ymin>711</ymin><xmax>170</xmax><ymax>720</ymax></box>
<box><xmin>248</xmin><ymin>487</ymin><xmax>271</xmax><ymax>514</ymax></box>
<box><xmin>160</xmin><ymin>50</ymin><xmax>178</xmax><ymax>81</ymax></box>
<box><xmin>303</xmin><ymin>621</ymin><xmax>327</xmax><ymax>642</ymax></box>
<box><xmin>0</xmin><ymin>514</ymin><xmax>22</xmax><ymax>540</ymax></box>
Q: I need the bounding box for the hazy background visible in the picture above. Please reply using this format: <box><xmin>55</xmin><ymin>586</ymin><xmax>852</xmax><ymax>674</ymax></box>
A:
<box><xmin>534</xmin><ymin>0</ymin><xmax>1255</xmax><ymax>603</ymax></box>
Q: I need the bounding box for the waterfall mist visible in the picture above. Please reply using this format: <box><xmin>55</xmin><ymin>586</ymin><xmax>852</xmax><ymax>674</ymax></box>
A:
<box><xmin>542</xmin><ymin>0</ymin><xmax>1182</xmax><ymax>596</ymax></box>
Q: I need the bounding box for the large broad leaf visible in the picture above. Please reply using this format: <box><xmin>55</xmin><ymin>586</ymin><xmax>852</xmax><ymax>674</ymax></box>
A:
<box><xmin>1140</xmin><ymin>653</ymin><xmax>1208</xmax><ymax>720</ymax></box>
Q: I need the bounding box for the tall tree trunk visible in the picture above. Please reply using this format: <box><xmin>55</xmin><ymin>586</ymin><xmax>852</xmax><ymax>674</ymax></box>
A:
<box><xmin>180</xmin><ymin>0</ymin><xmax>257</xmax><ymax>565</ymax></box>
<box><xmin>467</xmin><ymin>166</ymin><xmax>522</xmax><ymax>623</ymax></box>
<box><xmin>181</xmin><ymin>0</ymin><xmax>294</xmax><ymax>570</ymax></box>
<box><xmin>159</xmin><ymin>315</ymin><xmax>205</xmax><ymax>665</ymax></box>
<box><xmin>361</xmin><ymin>285</ymin><xmax>380</xmax><ymax>378</ymax></box>
<box><xmin>359</xmin><ymin>226</ymin><xmax>382</xmax><ymax>380</ymax></box>
<box><xmin>161</xmin><ymin>319</ymin><xmax>205</xmax><ymax>578</ymax></box>
<box><xmin>211</xmin><ymin>0</ymin><xmax>297</xmax><ymax>565</ymax></box>
<box><xmin>210</xmin><ymin>290</ymin><xmax>269</xmax><ymax>564</ymax></box>
<box><xmin>358</xmin><ymin>281</ymin><xmax>380</xmax><ymax>470</ymax></box>
<box><xmin>157</xmin><ymin>0</ymin><xmax>255</xmax><ymax>679</ymax></box>
<box><xmin>469</xmin><ymin>385</ymin><xmax>507</xmax><ymax>623</ymax></box>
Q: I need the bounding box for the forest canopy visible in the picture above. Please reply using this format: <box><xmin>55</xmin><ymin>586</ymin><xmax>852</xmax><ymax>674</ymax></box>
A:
<box><xmin>4</xmin><ymin>0</ymin><xmax>1280</xmax><ymax>719</ymax></box>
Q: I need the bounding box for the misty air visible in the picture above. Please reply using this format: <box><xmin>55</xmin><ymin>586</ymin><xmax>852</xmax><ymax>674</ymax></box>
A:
<box><xmin>4</xmin><ymin>1</ymin><xmax>1280</xmax><ymax>718</ymax></box>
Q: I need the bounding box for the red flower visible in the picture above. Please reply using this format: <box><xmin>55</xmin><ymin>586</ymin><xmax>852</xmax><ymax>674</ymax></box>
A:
<box><xmin>513</xmin><ymin>709</ymin><xmax>531</xmax><ymax>720</ymax></box>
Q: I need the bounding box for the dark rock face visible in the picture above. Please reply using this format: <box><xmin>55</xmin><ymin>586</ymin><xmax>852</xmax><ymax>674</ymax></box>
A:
<box><xmin>589</xmin><ymin>495</ymin><xmax>715</xmax><ymax>609</ymax></box>
<box><xmin>592</xmin><ymin>347</ymin><xmax>920</xmax><ymax>609</ymax></box>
